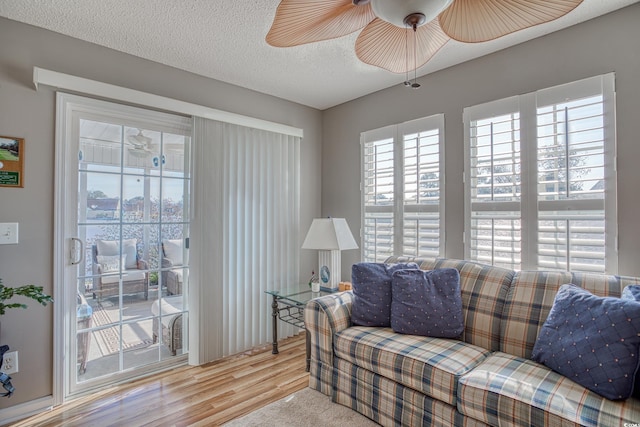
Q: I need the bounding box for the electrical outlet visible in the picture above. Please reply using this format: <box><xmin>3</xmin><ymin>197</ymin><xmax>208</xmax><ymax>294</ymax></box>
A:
<box><xmin>1</xmin><ymin>350</ymin><xmax>18</xmax><ymax>374</ymax></box>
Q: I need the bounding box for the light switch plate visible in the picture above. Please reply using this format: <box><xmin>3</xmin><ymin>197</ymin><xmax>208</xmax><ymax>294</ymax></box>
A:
<box><xmin>0</xmin><ymin>223</ymin><xmax>19</xmax><ymax>244</ymax></box>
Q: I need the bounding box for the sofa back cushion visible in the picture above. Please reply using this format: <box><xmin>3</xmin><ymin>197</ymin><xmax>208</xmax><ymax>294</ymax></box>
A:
<box><xmin>385</xmin><ymin>257</ymin><xmax>515</xmax><ymax>352</ymax></box>
<box><xmin>431</xmin><ymin>259</ymin><xmax>514</xmax><ymax>352</ymax></box>
<box><xmin>163</xmin><ymin>239</ymin><xmax>184</xmax><ymax>265</ymax></box>
<box><xmin>96</xmin><ymin>238</ymin><xmax>138</xmax><ymax>269</ymax></box>
<box><xmin>500</xmin><ymin>270</ymin><xmax>639</xmax><ymax>359</ymax></box>
<box><xmin>383</xmin><ymin>256</ymin><xmax>438</xmax><ymax>272</ymax></box>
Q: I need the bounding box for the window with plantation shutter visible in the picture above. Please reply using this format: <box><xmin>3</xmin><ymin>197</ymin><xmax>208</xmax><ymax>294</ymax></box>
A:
<box><xmin>464</xmin><ymin>74</ymin><xmax>617</xmax><ymax>273</ymax></box>
<box><xmin>466</xmin><ymin>99</ymin><xmax>522</xmax><ymax>270</ymax></box>
<box><xmin>362</xmin><ymin>115</ymin><xmax>444</xmax><ymax>262</ymax></box>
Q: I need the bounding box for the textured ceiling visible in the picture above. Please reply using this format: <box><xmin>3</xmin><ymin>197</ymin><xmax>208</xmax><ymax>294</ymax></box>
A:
<box><xmin>0</xmin><ymin>0</ymin><xmax>637</xmax><ymax>110</ymax></box>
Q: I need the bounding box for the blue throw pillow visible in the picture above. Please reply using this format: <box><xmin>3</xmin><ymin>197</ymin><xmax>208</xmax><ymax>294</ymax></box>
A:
<box><xmin>531</xmin><ymin>284</ymin><xmax>640</xmax><ymax>400</ymax></box>
<box><xmin>621</xmin><ymin>284</ymin><xmax>640</xmax><ymax>397</ymax></box>
<box><xmin>390</xmin><ymin>268</ymin><xmax>463</xmax><ymax>338</ymax></box>
<box><xmin>351</xmin><ymin>262</ymin><xmax>419</xmax><ymax>327</ymax></box>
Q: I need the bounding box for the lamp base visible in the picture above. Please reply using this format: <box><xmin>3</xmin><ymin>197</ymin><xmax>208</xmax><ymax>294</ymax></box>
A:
<box><xmin>318</xmin><ymin>250</ymin><xmax>341</xmax><ymax>292</ymax></box>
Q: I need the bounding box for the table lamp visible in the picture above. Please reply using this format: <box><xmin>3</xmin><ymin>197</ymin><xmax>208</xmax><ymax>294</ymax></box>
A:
<box><xmin>302</xmin><ymin>217</ymin><xmax>358</xmax><ymax>292</ymax></box>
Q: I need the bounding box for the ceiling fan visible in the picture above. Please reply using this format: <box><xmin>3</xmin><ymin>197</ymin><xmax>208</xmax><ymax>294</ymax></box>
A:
<box><xmin>126</xmin><ymin>129</ymin><xmax>155</xmax><ymax>158</ymax></box>
<box><xmin>266</xmin><ymin>0</ymin><xmax>583</xmax><ymax>84</ymax></box>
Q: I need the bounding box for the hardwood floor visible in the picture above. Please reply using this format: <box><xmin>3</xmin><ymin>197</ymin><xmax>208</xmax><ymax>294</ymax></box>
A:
<box><xmin>10</xmin><ymin>334</ymin><xmax>309</xmax><ymax>427</ymax></box>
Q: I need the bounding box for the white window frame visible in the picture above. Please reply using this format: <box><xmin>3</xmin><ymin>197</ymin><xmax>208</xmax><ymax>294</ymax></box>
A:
<box><xmin>361</xmin><ymin>114</ymin><xmax>445</xmax><ymax>262</ymax></box>
<box><xmin>464</xmin><ymin>73</ymin><xmax>617</xmax><ymax>273</ymax></box>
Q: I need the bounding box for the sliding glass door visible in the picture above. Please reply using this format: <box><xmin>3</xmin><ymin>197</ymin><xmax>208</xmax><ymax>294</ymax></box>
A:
<box><xmin>57</xmin><ymin>94</ymin><xmax>191</xmax><ymax>397</ymax></box>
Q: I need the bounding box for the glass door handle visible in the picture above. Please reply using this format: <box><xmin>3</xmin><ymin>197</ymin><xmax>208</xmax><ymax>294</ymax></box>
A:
<box><xmin>70</xmin><ymin>237</ymin><xmax>84</xmax><ymax>265</ymax></box>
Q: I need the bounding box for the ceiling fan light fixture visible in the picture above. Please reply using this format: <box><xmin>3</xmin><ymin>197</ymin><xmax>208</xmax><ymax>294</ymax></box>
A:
<box><xmin>128</xmin><ymin>129</ymin><xmax>152</xmax><ymax>147</ymax></box>
<box><xmin>267</xmin><ymin>0</ymin><xmax>585</xmax><ymax>75</ymax></box>
<box><xmin>370</xmin><ymin>0</ymin><xmax>453</xmax><ymax>28</ymax></box>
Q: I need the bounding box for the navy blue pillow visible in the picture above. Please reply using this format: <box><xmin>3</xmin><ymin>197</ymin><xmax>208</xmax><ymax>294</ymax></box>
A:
<box><xmin>531</xmin><ymin>284</ymin><xmax>640</xmax><ymax>400</ymax></box>
<box><xmin>621</xmin><ymin>284</ymin><xmax>640</xmax><ymax>397</ymax></box>
<box><xmin>390</xmin><ymin>268</ymin><xmax>463</xmax><ymax>338</ymax></box>
<box><xmin>351</xmin><ymin>262</ymin><xmax>419</xmax><ymax>327</ymax></box>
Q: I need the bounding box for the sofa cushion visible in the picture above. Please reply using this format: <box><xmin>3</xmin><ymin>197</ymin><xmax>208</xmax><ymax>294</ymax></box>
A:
<box><xmin>383</xmin><ymin>256</ymin><xmax>438</xmax><ymax>271</ymax></box>
<box><xmin>96</xmin><ymin>238</ymin><xmax>138</xmax><ymax>269</ymax></box>
<box><xmin>96</xmin><ymin>254</ymin><xmax>124</xmax><ymax>273</ymax></box>
<box><xmin>531</xmin><ymin>284</ymin><xmax>640</xmax><ymax>400</ymax></box>
<box><xmin>430</xmin><ymin>258</ymin><xmax>514</xmax><ymax>352</ymax></box>
<box><xmin>500</xmin><ymin>271</ymin><xmax>639</xmax><ymax>359</ymax></box>
<box><xmin>151</xmin><ymin>295</ymin><xmax>183</xmax><ymax>328</ymax></box>
<box><xmin>163</xmin><ymin>239</ymin><xmax>184</xmax><ymax>265</ymax></box>
<box><xmin>458</xmin><ymin>352</ymin><xmax>640</xmax><ymax>427</ymax></box>
<box><xmin>334</xmin><ymin>326</ymin><xmax>490</xmax><ymax>406</ymax></box>
<box><xmin>333</xmin><ymin>358</ymin><xmax>479</xmax><ymax>427</ymax></box>
<box><xmin>390</xmin><ymin>268</ymin><xmax>463</xmax><ymax>338</ymax></box>
<box><xmin>351</xmin><ymin>262</ymin><xmax>419</xmax><ymax>327</ymax></box>
<box><xmin>99</xmin><ymin>270</ymin><xmax>146</xmax><ymax>284</ymax></box>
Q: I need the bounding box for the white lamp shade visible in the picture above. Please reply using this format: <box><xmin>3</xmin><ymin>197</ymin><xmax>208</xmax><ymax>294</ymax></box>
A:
<box><xmin>301</xmin><ymin>218</ymin><xmax>358</xmax><ymax>250</ymax></box>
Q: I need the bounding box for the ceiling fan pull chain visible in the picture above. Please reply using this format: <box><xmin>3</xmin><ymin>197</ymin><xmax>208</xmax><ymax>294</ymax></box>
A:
<box><xmin>404</xmin><ymin>24</ymin><xmax>411</xmax><ymax>87</ymax></box>
<box><xmin>412</xmin><ymin>23</ymin><xmax>420</xmax><ymax>88</ymax></box>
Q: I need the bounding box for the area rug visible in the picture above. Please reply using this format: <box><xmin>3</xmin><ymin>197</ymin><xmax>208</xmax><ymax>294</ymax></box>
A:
<box><xmin>223</xmin><ymin>387</ymin><xmax>379</xmax><ymax>426</ymax></box>
<box><xmin>90</xmin><ymin>298</ymin><xmax>155</xmax><ymax>356</ymax></box>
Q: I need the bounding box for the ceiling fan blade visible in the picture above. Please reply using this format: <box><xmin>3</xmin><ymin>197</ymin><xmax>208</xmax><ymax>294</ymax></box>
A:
<box><xmin>266</xmin><ymin>0</ymin><xmax>375</xmax><ymax>47</ymax></box>
<box><xmin>355</xmin><ymin>18</ymin><xmax>449</xmax><ymax>74</ymax></box>
<box><xmin>439</xmin><ymin>0</ymin><xmax>584</xmax><ymax>43</ymax></box>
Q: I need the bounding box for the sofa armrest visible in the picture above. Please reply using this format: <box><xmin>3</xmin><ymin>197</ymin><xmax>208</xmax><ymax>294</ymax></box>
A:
<box><xmin>304</xmin><ymin>291</ymin><xmax>354</xmax><ymax>369</ymax></box>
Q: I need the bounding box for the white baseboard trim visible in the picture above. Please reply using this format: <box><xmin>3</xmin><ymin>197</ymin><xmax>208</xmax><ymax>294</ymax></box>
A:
<box><xmin>0</xmin><ymin>395</ymin><xmax>53</xmax><ymax>426</ymax></box>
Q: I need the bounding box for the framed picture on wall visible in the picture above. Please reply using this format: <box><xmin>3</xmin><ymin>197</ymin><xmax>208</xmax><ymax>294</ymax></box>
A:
<box><xmin>0</xmin><ymin>136</ymin><xmax>25</xmax><ymax>188</ymax></box>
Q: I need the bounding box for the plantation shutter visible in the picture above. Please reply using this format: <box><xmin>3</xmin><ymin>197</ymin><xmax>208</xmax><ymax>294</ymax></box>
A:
<box><xmin>401</xmin><ymin>118</ymin><xmax>444</xmax><ymax>258</ymax></box>
<box><xmin>464</xmin><ymin>97</ymin><xmax>523</xmax><ymax>270</ymax></box>
<box><xmin>362</xmin><ymin>125</ymin><xmax>396</xmax><ymax>262</ymax></box>
<box><xmin>464</xmin><ymin>74</ymin><xmax>617</xmax><ymax>273</ymax></box>
<box><xmin>536</xmin><ymin>74</ymin><xmax>616</xmax><ymax>273</ymax></box>
<box><xmin>361</xmin><ymin>115</ymin><xmax>444</xmax><ymax>262</ymax></box>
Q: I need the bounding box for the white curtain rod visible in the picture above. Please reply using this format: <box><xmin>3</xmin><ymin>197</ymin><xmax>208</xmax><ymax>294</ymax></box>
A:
<box><xmin>33</xmin><ymin>67</ymin><xmax>304</xmax><ymax>138</ymax></box>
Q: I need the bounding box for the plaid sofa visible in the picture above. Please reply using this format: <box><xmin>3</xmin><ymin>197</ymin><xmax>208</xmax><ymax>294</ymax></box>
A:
<box><xmin>304</xmin><ymin>257</ymin><xmax>640</xmax><ymax>426</ymax></box>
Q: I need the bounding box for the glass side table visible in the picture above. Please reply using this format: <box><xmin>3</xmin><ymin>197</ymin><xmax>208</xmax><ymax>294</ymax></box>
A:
<box><xmin>265</xmin><ymin>285</ymin><xmax>334</xmax><ymax>371</ymax></box>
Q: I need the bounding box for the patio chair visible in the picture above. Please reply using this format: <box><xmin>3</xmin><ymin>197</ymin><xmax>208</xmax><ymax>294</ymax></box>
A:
<box><xmin>161</xmin><ymin>239</ymin><xmax>185</xmax><ymax>295</ymax></box>
<box><xmin>77</xmin><ymin>292</ymin><xmax>93</xmax><ymax>374</ymax></box>
<box><xmin>91</xmin><ymin>239</ymin><xmax>149</xmax><ymax>300</ymax></box>
<box><xmin>151</xmin><ymin>295</ymin><xmax>183</xmax><ymax>356</ymax></box>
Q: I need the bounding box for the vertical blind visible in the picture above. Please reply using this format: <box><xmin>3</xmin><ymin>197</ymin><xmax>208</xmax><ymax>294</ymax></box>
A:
<box><xmin>361</xmin><ymin>115</ymin><xmax>444</xmax><ymax>262</ymax></box>
<box><xmin>464</xmin><ymin>74</ymin><xmax>617</xmax><ymax>273</ymax></box>
<box><xmin>192</xmin><ymin>117</ymin><xmax>300</xmax><ymax>360</ymax></box>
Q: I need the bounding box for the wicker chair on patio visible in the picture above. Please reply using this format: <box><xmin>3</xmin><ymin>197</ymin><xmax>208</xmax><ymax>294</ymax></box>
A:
<box><xmin>91</xmin><ymin>239</ymin><xmax>149</xmax><ymax>300</ymax></box>
<box><xmin>151</xmin><ymin>295</ymin><xmax>184</xmax><ymax>356</ymax></box>
<box><xmin>161</xmin><ymin>239</ymin><xmax>185</xmax><ymax>296</ymax></box>
<box><xmin>77</xmin><ymin>292</ymin><xmax>93</xmax><ymax>374</ymax></box>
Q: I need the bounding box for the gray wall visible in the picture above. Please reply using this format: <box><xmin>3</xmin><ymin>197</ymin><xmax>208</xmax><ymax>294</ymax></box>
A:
<box><xmin>0</xmin><ymin>17</ymin><xmax>322</xmax><ymax>409</ymax></box>
<box><xmin>323</xmin><ymin>3</ymin><xmax>640</xmax><ymax>279</ymax></box>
